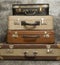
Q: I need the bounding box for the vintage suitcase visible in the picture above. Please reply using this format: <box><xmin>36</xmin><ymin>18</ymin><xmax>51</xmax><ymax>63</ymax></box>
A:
<box><xmin>12</xmin><ymin>4</ymin><xmax>49</xmax><ymax>15</ymax></box>
<box><xmin>0</xmin><ymin>43</ymin><xmax>60</xmax><ymax>60</ymax></box>
<box><xmin>8</xmin><ymin>16</ymin><xmax>54</xmax><ymax>30</ymax></box>
<box><xmin>7</xmin><ymin>30</ymin><xmax>55</xmax><ymax>44</ymax></box>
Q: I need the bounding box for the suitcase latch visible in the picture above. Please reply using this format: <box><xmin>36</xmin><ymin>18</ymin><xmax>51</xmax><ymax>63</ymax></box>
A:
<box><xmin>46</xmin><ymin>45</ymin><xmax>53</xmax><ymax>54</ymax></box>
<box><xmin>12</xmin><ymin>31</ymin><xmax>18</xmax><ymax>38</ymax></box>
<box><xmin>7</xmin><ymin>45</ymin><xmax>14</xmax><ymax>53</ymax></box>
<box><xmin>24</xmin><ymin>51</ymin><xmax>38</xmax><ymax>57</ymax></box>
<box><xmin>44</xmin><ymin>31</ymin><xmax>50</xmax><ymax>38</ymax></box>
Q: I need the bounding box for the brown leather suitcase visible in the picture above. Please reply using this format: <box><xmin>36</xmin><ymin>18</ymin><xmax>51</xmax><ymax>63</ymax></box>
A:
<box><xmin>0</xmin><ymin>43</ymin><xmax>60</xmax><ymax>60</ymax></box>
<box><xmin>7</xmin><ymin>30</ymin><xmax>55</xmax><ymax>44</ymax></box>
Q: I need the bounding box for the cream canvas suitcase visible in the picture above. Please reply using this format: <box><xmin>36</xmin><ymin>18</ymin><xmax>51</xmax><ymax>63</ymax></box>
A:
<box><xmin>0</xmin><ymin>43</ymin><xmax>60</xmax><ymax>60</ymax></box>
<box><xmin>8</xmin><ymin>16</ymin><xmax>54</xmax><ymax>30</ymax></box>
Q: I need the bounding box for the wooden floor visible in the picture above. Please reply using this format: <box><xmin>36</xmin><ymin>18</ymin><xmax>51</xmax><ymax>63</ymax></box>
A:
<box><xmin>0</xmin><ymin>61</ymin><xmax>60</xmax><ymax>65</ymax></box>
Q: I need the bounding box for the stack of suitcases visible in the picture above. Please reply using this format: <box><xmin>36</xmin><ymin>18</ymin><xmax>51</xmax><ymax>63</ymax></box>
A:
<box><xmin>0</xmin><ymin>4</ymin><xmax>60</xmax><ymax>60</ymax></box>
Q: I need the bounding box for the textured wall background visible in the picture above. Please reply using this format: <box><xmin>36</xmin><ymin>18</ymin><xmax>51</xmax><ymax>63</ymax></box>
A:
<box><xmin>0</xmin><ymin>0</ymin><xmax>60</xmax><ymax>64</ymax></box>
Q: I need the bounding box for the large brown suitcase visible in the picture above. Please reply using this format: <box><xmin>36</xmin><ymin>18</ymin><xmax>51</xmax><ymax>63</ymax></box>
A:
<box><xmin>0</xmin><ymin>43</ymin><xmax>60</xmax><ymax>60</ymax></box>
<box><xmin>7</xmin><ymin>30</ymin><xmax>55</xmax><ymax>44</ymax></box>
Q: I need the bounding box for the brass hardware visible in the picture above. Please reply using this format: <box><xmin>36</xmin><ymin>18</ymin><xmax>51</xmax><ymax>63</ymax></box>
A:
<box><xmin>12</xmin><ymin>32</ymin><xmax>18</xmax><ymax>38</ymax></box>
<box><xmin>44</xmin><ymin>34</ymin><xmax>50</xmax><ymax>38</ymax></box>
<box><xmin>24</xmin><ymin>51</ymin><xmax>37</xmax><ymax>57</ymax></box>
<box><xmin>41</xmin><ymin>18</ymin><xmax>44</xmax><ymax>21</ymax></box>
<box><xmin>41</xmin><ymin>18</ymin><xmax>47</xmax><ymax>25</ymax></box>
<box><xmin>45</xmin><ymin>34</ymin><xmax>50</xmax><ymax>38</ymax></box>
<box><xmin>46</xmin><ymin>45</ymin><xmax>53</xmax><ymax>53</ymax></box>
<box><xmin>17</xmin><ymin>18</ymin><xmax>20</xmax><ymax>21</ymax></box>
<box><xmin>40</xmin><ymin>7</ymin><xmax>42</xmax><ymax>12</ymax></box>
<box><xmin>9</xmin><ymin>45</ymin><xmax>14</xmax><ymax>49</ymax></box>
<box><xmin>44</xmin><ymin>31</ymin><xmax>47</xmax><ymax>34</ymax></box>
<box><xmin>44</xmin><ymin>31</ymin><xmax>50</xmax><ymax>38</ymax></box>
<box><xmin>6</xmin><ymin>45</ymin><xmax>14</xmax><ymax>53</ymax></box>
<box><xmin>41</xmin><ymin>21</ymin><xmax>44</xmax><ymax>25</ymax></box>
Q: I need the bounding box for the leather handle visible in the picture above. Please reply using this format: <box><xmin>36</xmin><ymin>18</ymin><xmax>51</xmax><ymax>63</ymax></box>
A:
<box><xmin>24</xmin><ymin>51</ymin><xmax>37</xmax><ymax>58</ymax></box>
<box><xmin>22</xmin><ymin>35</ymin><xmax>40</xmax><ymax>38</ymax></box>
<box><xmin>25</xmin><ymin>11</ymin><xmax>36</xmax><ymax>15</ymax></box>
<box><xmin>21</xmin><ymin>21</ymin><xmax>40</xmax><ymax>26</ymax></box>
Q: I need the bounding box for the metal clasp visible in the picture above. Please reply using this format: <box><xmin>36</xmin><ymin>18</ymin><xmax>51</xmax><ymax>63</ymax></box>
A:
<box><xmin>12</xmin><ymin>31</ymin><xmax>18</xmax><ymax>38</ymax></box>
<box><xmin>7</xmin><ymin>45</ymin><xmax>14</xmax><ymax>53</ymax></box>
<box><xmin>46</xmin><ymin>45</ymin><xmax>53</xmax><ymax>54</ymax></box>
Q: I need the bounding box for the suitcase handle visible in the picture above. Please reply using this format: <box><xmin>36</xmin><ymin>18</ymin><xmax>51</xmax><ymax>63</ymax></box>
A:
<box><xmin>22</xmin><ymin>35</ymin><xmax>40</xmax><ymax>38</ymax></box>
<box><xmin>25</xmin><ymin>10</ymin><xmax>36</xmax><ymax>15</ymax></box>
<box><xmin>21</xmin><ymin>21</ymin><xmax>40</xmax><ymax>26</ymax></box>
<box><xmin>21</xmin><ymin>21</ymin><xmax>40</xmax><ymax>29</ymax></box>
<box><xmin>24</xmin><ymin>51</ymin><xmax>38</xmax><ymax>57</ymax></box>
